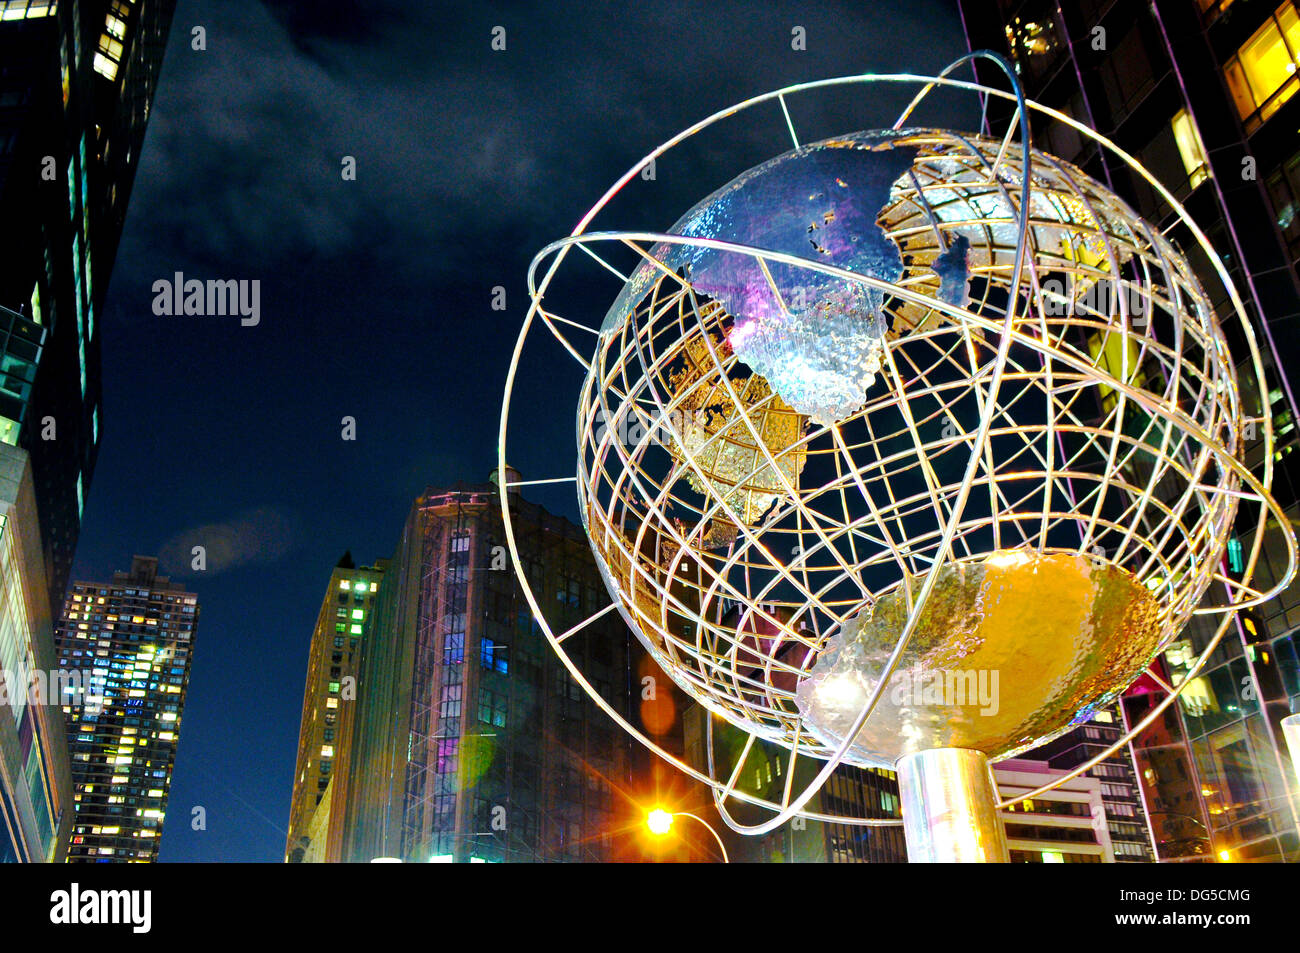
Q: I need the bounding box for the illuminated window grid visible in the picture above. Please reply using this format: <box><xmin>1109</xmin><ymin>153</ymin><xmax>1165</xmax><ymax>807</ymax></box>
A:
<box><xmin>93</xmin><ymin>0</ymin><xmax>136</xmax><ymax>81</ymax></box>
<box><xmin>57</xmin><ymin>580</ymin><xmax>195</xmax><ymax>862</ymax></box>
<box><xmin>0</xmin><ymin>1</ymin><xmax>57</xmax><ymax>20</ymax></box>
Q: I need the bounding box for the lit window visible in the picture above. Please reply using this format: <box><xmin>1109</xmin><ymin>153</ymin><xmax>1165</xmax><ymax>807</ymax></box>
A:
<box><xmin>1224</xmin><ymin>2</ymin><xmax>1300</xmax><ymax>128</ymax></box>
<box><xmin>1170</xmin><ymin>109</ymin><xmax>1209</xmax><ymax>189</ymax></box>
<box><xmin>320</xmin><ymin>745</ymin><xmax>334</xmax><ymax>758</ymax></box>
<box><xmin>0</xmin><ymin>2</ymin><xmax>58</xmax><ymax>22</ymax></box>
<box><xmin>92</xmin><ymin>52</ymin><xmax>118</xmax><ymax>81</ymax></box>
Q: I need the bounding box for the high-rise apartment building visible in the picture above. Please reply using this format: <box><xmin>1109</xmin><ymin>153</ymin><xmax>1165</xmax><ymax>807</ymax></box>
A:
<box><xmin>53</xmin><ymin>555</ymin><xmax>197</xmax><ymax>861</ymax></box>
<box><xmin>336</xmin><ymin>472</ymin><xmax>643</xmax><ymax>863</ymax></box>
<box><xmin>959</xmin><ymin>0</ymin><xmax>1300</xmax><ymax>861</ymax></box>
<box><xmin>0</xmin><ymin>2</ymin><xmax>177</xmax><ymax>618</ymax></box>
<box><xmin>284</xmin><ymin>553</ymin><xmax>383</xmax><ymax>863</ymax></box>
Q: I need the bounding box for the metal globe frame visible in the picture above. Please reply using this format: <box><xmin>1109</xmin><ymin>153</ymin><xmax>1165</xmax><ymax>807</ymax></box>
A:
<box><xmin>497</xmin><ymin>52</ymin><xmax>1298</xmax><ymax>846</ymax></box>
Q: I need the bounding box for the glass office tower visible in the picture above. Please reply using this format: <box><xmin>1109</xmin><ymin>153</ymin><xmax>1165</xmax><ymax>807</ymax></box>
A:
<box><xmin>960</xmin><ymin>0</ymin><xmax>1300</xmax><ymax>862</ymax></box>
<box><xmin>0</xmin><ymin>2</ymin><xmax>177</xmax><ymax>619</ymax></box>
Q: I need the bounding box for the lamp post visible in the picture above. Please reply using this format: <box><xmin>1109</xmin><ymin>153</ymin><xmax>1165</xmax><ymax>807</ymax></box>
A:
<box><xmin>646</xmin><ymin>808</ymin><xmax>730</xmax><ymax>863</ymax></box>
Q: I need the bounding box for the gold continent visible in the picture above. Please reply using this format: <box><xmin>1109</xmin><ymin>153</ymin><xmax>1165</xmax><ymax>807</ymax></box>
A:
<box><xmin>668</xmin><ymin>329</ymin><xmax>808</xmax><ymax>526</ymax></box>
<box><xmin>796</xmin><ymin>550</ymin><xmax>1164</xmax><ymax>767</ymax></box>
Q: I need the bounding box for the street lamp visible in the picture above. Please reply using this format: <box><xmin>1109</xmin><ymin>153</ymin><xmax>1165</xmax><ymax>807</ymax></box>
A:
<box><xmin>645</xmin><ymin>807</ymin><xmax>730</xmax><ymax>863</ymax></box>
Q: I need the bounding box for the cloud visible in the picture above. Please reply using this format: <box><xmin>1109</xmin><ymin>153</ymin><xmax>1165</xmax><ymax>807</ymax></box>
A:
<box><xmin>117</xmin><ymin>0</ymin><xmax>969</xmax><ymax>292</ymax></box>
<box><xmin>158</xmin><ymin>506</ymin><xmax>297</xmax><ymax>576</ymax></box>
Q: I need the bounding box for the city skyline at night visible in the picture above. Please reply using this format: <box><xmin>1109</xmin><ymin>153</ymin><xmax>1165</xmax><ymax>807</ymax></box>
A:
<box><xmin>62</xmin><ymin>0</ymin><xmax>972</xmax><ymax>863</ymax></box>
<box><xmin>0</xmin><ymin>0</ymin><xmax>1295</xmax><ymax>877</ymax></box>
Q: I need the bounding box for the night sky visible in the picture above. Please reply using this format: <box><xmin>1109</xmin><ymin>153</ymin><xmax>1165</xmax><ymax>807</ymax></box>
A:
<box><xmin>71</xmin><ymin>0</ymin><xmax>972</xmax><ymax>862</ymax></box>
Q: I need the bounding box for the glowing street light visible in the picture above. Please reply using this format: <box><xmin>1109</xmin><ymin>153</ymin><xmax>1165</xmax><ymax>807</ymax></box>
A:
<box><xmin>645</xmin><ymin>807</ymin><xmax>730</xmax><ymax>863</ymax></box>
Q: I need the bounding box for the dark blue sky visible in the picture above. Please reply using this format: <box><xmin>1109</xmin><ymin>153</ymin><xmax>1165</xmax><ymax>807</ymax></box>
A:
<box><xmin>71</xmin><ymin>0</ymin><xmax>972</xmax><ymax>861</ymax></box>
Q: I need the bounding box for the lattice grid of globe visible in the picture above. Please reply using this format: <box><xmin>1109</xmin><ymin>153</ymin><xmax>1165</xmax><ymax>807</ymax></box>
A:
<box><xmin>575</xmin><ymin>125</ymin><xmax>1250</xmax><ymax>770</ymax></box>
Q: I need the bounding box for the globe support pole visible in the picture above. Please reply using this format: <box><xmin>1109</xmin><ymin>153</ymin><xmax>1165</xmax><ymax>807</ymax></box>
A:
<box><xmin>1283</xmin><ymin>714</ymin><xmax>1300</xmax><ymax>788</ymax></box>
<box><xmin>896</xmin><ymin>748</ymin><xmax>1009</xmax><ymax>863</ymax></box>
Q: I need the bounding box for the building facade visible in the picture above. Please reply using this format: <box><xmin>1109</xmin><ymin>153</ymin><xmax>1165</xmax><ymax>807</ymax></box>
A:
<box><xmin>959</xmin><ymin>0</ymin><xmax>1300</xmax><ymax>862</ymax></box>
<box><xmin>1033</xmin><ymin>707</ymin><xmax>1154</xmax><ymax>862</ymax></box>
<box><xmin>0</xmin><ymin>442</ymin><xmax>72</xmax><ymax>862</ymax></box>
<box><xmin>284</xmin><ymin>554</ymin><xmax>383</xmax><ymax>862</ymax></box>
<box><xmin>997</xmin><ymin>758</ymin><xmax>1116</xmax><ymax>863</ymax></box>
<box><xmin>0</xmin><ymin>1</ymin><xmax>177</xmax><ymax>619</ymax></box>
<box><xmin>53</xmin><ymin>555</ymin><xmax>197</xmax><ymax>861</ymax></box>
<box><xmin>337</xmin><ymin>474</ymin><xmax>640</xmax><ymax>863</ymax></box>
<box><xmin>682</xmin><ymin>705</ymin><xmax>907</xmax><ymax>863</ymax></box>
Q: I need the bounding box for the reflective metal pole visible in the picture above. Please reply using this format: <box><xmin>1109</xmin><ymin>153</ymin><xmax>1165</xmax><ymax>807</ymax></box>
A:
<box><xmin>896</xmin><ymin>747</ymin><xmax>1009</xmax><ymax>863</ymax></box>
<box><xmin>1283</xmin><ymin>714</ymin><xmax>1300</xmax><ymax>788</ymax></box>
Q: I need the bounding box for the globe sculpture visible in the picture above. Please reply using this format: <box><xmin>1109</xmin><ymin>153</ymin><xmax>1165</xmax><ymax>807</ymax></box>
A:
<box><xmin>498</xmin><ymin>53</ymin><xmax>1296</xmax><ymax>861</ymax></box>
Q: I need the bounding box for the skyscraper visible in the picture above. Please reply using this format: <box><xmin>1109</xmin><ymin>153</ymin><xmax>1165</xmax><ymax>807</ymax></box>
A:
<box><xmin>959</xmin><ymin>0</ymin><xmax>1300</xmax><ymax>862</ymax></box>
<box><xmin>53</xmin><ymin>555</ymin><xmax>197</xmax><ymax>862</ymax></box>
<box><xmin>0</xmin><ymin>1</ymin><xmax>177</xmax><ymax>619</ymax></box>
<box><xmin>336</xmin><ymin>472</ymin><xmax>642</xmax><ymax>863</ymax></box>
<box><xmin>284</xmin><ymin>553</ymin><xmax>384</xmax><ymax>863</ymax></box>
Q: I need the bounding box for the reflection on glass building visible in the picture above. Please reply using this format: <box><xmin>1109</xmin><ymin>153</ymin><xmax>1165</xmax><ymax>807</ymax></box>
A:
<box><xmin>961</xmin><ymin>0</ymin><xmax>1300</xmax><ymax>862</ymax></box>
<box><xmin>0</xmin><ymin>441</ymin><xmax>71</xmax><ymax>862</ymax></box>
<box><xmin>53</xmin><ymin>556</ymin><xmax>198</xmax><ymax>861</ymax></box>
<box><xmin>337</xmin><ymin>472</ymin><xmax>641</xmax><ymax>863</ymax></box>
